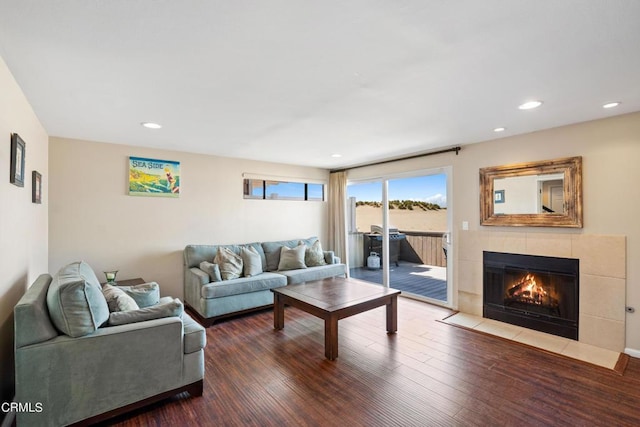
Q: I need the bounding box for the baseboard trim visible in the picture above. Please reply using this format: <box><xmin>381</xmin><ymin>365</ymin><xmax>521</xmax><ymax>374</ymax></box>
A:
<box><xmin>624</xmin><ymin>347</ymin><xmax>640</xmax><ymax>359</ymax></box>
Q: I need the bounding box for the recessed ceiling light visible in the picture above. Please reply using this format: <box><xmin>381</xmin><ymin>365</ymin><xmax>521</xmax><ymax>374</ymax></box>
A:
<box><xmin>331</xmin><ymin>153</ymin><xmax>342</xmax><ymax>158</ymax></box>
<box><xmin>603</xmin><ymin>102</ymin><xmax>620</xmax><ymax>109</ymax></box>
<box><xmin>493</xmin><ymin>127</ymin><xmax>506</xmax><ymax>132</ymax></box>
<box><xmin>141</xmin><ymin>122</ymin><xmax>162</xmax><ymax>129</ymax></box>
<box><xmin>518</xmin><ymin>101</ymin><xmax>543</xmax><ymax>110</ymax></box>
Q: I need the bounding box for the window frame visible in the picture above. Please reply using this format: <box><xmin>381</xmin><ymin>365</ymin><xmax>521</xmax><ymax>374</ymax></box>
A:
<box><xmin>243</xmin><ymin>178</ymin><xmax>325</xmax><ymax>201</ymax></box>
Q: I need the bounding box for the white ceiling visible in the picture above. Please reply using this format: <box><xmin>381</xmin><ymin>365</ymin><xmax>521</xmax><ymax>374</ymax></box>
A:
<box><xmin>1</xmin><ymin>1</ymin><xmax>639</xmax><ymax>169</ymax></box>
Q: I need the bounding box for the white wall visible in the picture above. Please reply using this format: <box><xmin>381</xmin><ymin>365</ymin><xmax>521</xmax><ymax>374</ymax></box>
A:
<box><xmin>0</xmin><ymin>57</ymin><xmax>48</xmax><ymax>418</ymax></box>
<box><xmin>49</xmin><ymin>137</ymin><xmax>329</xmax><ymax>299</ymax></box>
<box><xmin>348</xmin><ymin>112</ymin><xmax>640</xmax><ymax>353</ymax></box>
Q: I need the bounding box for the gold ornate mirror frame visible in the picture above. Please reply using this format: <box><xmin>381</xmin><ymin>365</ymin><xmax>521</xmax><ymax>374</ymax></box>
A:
<box><xmin>480</xmin><ymin>156</ymin><xmax>583</xmax><ymax>227</ymax></box>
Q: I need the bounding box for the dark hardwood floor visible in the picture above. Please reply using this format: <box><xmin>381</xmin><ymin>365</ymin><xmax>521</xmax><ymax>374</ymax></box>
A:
<box><xmin>104</xmin><ymin>298</ymin><xmax>640</xmax><ymax>426</ymax></box>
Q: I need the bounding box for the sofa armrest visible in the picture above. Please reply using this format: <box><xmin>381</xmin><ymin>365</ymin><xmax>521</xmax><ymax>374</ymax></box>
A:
<box><xmin>323</xmin><ymin>251</ymin><xmax>335</xmax><ymax>264</ymax></box>
<box><xmin>184</xmin><ymin>267</ymin><xmax>210</xmax><ymax>307</ymax></box>
<box><xmin>323</xmin><ymin>251</ymin><xmax>341</xmax><ymax>264</ymax></box>
<box><xmin>188</xmin><ymin>267</ymin><xmax>210</xmax><ymax>285</ymax></box>
<box><xmin>16</xmin><ymin>317</ymin><xmax>184</xmax><ymax>426</ymax></box>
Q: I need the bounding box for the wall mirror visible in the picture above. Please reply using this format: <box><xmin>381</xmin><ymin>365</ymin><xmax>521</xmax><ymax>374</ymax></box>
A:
<box><xmin>480</xmin><ymin>156</ymin><xmax>583</xmax><ymax>227</ymax></box>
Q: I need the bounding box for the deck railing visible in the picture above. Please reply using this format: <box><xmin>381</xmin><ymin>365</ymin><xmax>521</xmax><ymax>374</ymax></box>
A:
<box><xmin>400</xmin><ymin>231</ymin><xmax>447</xmax><ymax>267</ymax></box>
<box><xmin>348</xmin><ymin>231</ymin><xmax>447</xmax><ymax>268</ymax></box>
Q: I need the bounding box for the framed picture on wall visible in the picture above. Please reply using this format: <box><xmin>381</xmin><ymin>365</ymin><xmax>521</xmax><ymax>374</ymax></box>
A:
<box><xmin>128</xmin><ymin>156</ymin><xmax>180</xmax><ymax>197</ymax></box>
<box><xmin>32</xmin><ymin>171</ymin><xmax>42</xmax><ymax>203</ymax></box>
<box><xmin>10</xmin><ymin>133</ymin><xmax>26</xmax><ymax>187</ymax></box>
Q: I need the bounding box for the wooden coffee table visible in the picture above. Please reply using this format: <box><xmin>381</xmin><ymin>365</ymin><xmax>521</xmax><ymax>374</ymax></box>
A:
<box><xmin>272</xmin><ymin>277</ymin><xmax>401</xmax><ymax>360</ymax></box>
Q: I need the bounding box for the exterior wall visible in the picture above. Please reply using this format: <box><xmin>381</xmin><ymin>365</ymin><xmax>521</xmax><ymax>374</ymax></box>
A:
<box><xmin>48</xmin><ymin>137</ymin><xmax>329</xmax><ymax>299</ymax></box>
<box><xmin>347</xmin><ymin>111</ymin><xmax>640</xmax><ymax>354</ymax></box>
<box><xmin>0</xmin><ymin>56</ymin><xmax>49</xmax><ymax>420</ymax></box>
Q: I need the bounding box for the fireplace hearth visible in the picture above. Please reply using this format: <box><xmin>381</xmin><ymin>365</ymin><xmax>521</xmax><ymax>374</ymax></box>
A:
<box><xmin>483</xmin><ymin>251</ymin><xmax>579</xmax><ymax>340</ymax></box>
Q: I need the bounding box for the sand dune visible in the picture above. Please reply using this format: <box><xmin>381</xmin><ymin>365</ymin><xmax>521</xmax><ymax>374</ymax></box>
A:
<box><xmin>354</xmin><ymin>206</ymin><xmax>448</xmax><ymax>233</ymax></box>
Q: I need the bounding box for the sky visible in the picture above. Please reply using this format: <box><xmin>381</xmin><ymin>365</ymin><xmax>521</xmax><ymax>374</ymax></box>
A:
<box><xmin>347</xmin><ymin>174</ymin><xmax>447</xmax><ymax>207</ymax></box>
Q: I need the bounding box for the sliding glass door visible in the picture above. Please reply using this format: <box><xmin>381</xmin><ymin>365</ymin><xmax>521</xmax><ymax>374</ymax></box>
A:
<box><xmin>347</xmin><ymin>168</ymin><xmax>452</xmax><ymax>306</ymax></box>
<box><xmin>346</xmin><ymin>180</ymin><xmax>384</xmax><ymax>281</ymax></box>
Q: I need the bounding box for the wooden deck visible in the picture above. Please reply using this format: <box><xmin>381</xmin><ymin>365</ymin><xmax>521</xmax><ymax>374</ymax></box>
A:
<box><xmin>350</xmin><ymin>261</ymin><xmax>447</xmax><ymax>301</ymax></box>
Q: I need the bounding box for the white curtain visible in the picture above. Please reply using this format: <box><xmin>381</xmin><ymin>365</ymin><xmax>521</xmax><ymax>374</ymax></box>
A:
<box><xmin>328</xmin><ymin>171</ymin><xmax>347</xmax><ymax>262</ymax></box>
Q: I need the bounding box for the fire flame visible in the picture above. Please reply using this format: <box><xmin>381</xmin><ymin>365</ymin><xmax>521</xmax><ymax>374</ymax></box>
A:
<box><xmin>507</xmin><ymin>274</ymin><xmax>552</xmax><ymax>305</ymax></box>
<box><xmin>521</xmin><ymin>274</ymin><xmax>547</xmax><ymax>300</ymax></box>
<box><xmin>504</xmin><ymin>273</ymin><xmax>560</xmax><ymax>312</ymax></box>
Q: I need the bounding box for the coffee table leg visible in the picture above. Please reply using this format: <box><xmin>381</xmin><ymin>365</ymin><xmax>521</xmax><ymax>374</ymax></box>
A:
<box><xmin>274</xmin><ymin>294</ymin><xmax>284</xmax><ymax>330</ymax></box>
<box><xmin>325</xmin><ymin>315</ymin><xmax>339</xmax><ymax>360</ymax></box>
<box><xmin>386</xmin><ymin>296</ymin><xmax>398</xmax><ymax>333</ymax></box>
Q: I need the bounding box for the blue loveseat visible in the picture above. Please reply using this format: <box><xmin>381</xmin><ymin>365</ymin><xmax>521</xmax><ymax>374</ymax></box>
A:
<box><xmin>183</xmin><ymin>237</ymin><xmax>346</xmax><ymax>326</ymax></box>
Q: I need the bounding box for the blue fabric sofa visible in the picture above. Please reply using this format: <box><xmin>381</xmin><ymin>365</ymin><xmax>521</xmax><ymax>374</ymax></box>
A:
<box><xmin>14</xmin><ymin>263</ymin><xmax>205</xmax><ymax>426</ymax></box>
<box><xmin>183</xmin><ymin>237</ymin><xmax>347</xmax><ymax>326</ymax></box>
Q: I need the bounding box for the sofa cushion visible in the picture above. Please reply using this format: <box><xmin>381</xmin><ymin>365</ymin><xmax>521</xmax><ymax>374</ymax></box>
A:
<box><xmin>241</xmin><ymin>245</ymin><xmax>263</xmax><ymax>277</ymax></box>
<box><xmin>278</xmin><ymin>245</ymin><xmax>307</xmax><ymax>271</ymax></box>
<box><xmin>302</xmin><ymin>239</ymin><xmax>327</xmax><ymax>267</ymax></box>
<box><xmin>261</xmin><ymin>242</ymin><xmax>283</xmax><ymax>272</ymax></box>
<box><xmin>214</xmin><ymin>247</ymin><xmax>243</xmax><ymax>280</ymax></box>
<box><xmin>200</xmin><ymin>261</ymin><xmax>222</xmax><ymax>282</ymax></box>
<box><xmin>108</xmin><ymin>298</ymin><xmax>184</xmax><ymax>326</ymax></box>
<box><xmin>102</xmin><ymin>284</ymin><xmax>139</xmax><ymax>312</ymax></box>
<box><xmin>201</xmin><ymin>272</ymin><xmax>287</xmax><ymax>299</ymax></box>
<box><xmin>46</xmin><ymin>261</ymin><xmax>110</xmax><ymax>337</ymax></box>
<box><xmin>279</xmin><ymin>263</ymin><xmax>347</xmax><ymax>285</ymax></box>
<box><xmin>262</xmin><ymin>237</ymin><xmax>317</xmax><ymax>271</ymax></box>
<box><xmin>117</xmin><ymin>282</ymin><xmax>161</xmax><ymax>308</ymax></box>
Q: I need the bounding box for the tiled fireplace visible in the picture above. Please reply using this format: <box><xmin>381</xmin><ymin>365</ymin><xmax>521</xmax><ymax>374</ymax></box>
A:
<box><xmin>457</xmin><ymin>231</ymin><xmax>626</xmax><ymax>352</ymax></box>
<box><xmin>483</xmin><ymin>251</ymin><xmax>579</xmax><ymax>340</ymax></box>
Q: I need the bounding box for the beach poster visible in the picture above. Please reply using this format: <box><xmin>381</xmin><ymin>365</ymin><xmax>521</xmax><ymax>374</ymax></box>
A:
<box><xmin>129</xmin><ymin>156</ymin><xmax>180</xmax><ymax>197</ymax></box>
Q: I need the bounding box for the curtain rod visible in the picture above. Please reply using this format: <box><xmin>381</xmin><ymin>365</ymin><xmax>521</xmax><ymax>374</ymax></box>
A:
<box><xmin>330</xmin><ymin>146</ymin><xmax>461</xmax><ymax>173</ymax></box>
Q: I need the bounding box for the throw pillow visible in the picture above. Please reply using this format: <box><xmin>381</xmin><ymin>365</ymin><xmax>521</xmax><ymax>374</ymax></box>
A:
<box><xmin>108</xmin><ymin>298</ymin><xmax>184</xmax><ymax>326</ymax></box>
<box><xmin>261</xmin><ymin>243</ymin><xmax>284</xmax><ymax>271</ymax></box>
<box><xmin>46</xmin><ymin>261</ymin><xmax>110</xmax><ymax>337</ymax></box>
<box><xmin>102</xmin><ymin>284</ymin><xmax>140</xmax><ymax>312</ymax></box>
<box><xmin>117</xmin><ymin>282</ymin><xmax>160</xmax><ymax>308</ymax></box>
<box><xmin>241</xmin><ymin>246</ymin><xmax>263</xmax><ymax>277</ymax></box>
<box><xmin>300</xmin><ymin>239</ymin><xmax>327</xmax><ymax>267</ymax></box>
<box><xmin>214</xmin><ymin>247</ymin><xmax>243</xmax><ymax>280</ymax></box>
<box><xmin>200</xmin><ymin>261</ymin><xmax>222</xmax><ymax>282</ymax></box>
<box><xmin>278</xmin><ymin>244</ymin><xmax>307</xmax><ymax>271</ymax></box>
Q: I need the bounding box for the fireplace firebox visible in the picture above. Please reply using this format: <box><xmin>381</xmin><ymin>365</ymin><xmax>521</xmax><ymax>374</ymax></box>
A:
<box><xmin>483</xmin><ymin>251</ymin><xmax>579</xmax><ymax>340</ymax></box>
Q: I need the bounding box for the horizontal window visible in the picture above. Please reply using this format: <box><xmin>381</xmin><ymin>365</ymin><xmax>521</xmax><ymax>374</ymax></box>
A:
<box><xmin>307</xmin><ymin>183</ymin><xmax>324</xmax><ymax>201</ymax></box>
<box><xmin>266</xmin><ymin>181</ymin><xmax>305</xmax><ymax>200</ymax></box>
<box><xmin>243</xmin><ymin>179</ymin><xmax>265</xmax><ymax>199</ymax></box>
<box><xmin>243</xmin><ymin>179</ymin><xmax>324</xmax><ymax>201</ymax></box>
